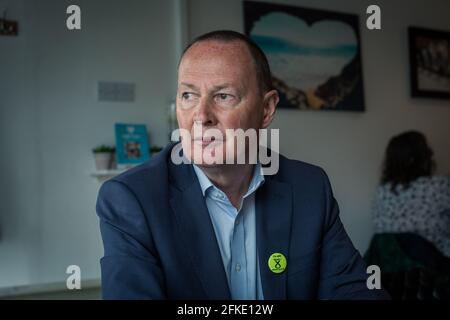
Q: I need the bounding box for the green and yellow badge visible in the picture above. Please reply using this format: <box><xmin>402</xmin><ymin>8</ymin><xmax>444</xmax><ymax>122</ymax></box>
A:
<box><xmin>268</xmin><ymin>253</ymin><xmax>287</xmax><ymax>274</ymax></box>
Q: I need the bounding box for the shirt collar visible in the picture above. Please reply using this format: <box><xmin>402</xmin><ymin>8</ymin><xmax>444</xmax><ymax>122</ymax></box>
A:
<box><xmin>193</xmin><ymin>164</ymin><xmax>214</xmax><ymax>196</ymax></box>
<box><xmin>193</xmin><ymin>164</ymin><xmax>265</xmax><ymax>198</ymax></box>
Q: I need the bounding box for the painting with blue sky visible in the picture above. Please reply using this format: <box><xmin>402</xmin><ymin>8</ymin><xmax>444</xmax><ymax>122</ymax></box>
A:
<box><xmin>244</xmin><ymin>1</ymin><xmax>365</xmax><ymax>111</ymax></box>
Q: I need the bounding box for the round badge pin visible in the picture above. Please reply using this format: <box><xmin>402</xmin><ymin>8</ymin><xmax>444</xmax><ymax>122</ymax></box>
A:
<box><xmin>268</xmin><ymin>252</ymin><xmax>287</xmax><ymax>274</ymax></box>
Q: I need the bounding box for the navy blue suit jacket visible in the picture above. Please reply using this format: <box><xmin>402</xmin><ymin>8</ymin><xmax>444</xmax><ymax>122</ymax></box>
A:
<box><xmin>96</xmin><ymin>143</ymin><xmax>389</xmax><ymax>300</ymax></box>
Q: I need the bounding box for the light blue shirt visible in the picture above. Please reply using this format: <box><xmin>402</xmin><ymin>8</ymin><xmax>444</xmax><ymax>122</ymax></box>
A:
<box><xmin>193</xmin><ymin>164</ymin><xmax>265</xmax><ymax>300</ymax></box>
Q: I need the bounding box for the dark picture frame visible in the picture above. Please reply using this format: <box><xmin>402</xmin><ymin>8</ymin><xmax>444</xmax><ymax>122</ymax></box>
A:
<box><xmin>409</xmin><ymin>27</ymin><xmax>450</xmax><ymax>99</ymax></box>
<box><xmin>243</xmin><ymin>1</ymin><xmax>365</xmax><ymax>111</ymax></box>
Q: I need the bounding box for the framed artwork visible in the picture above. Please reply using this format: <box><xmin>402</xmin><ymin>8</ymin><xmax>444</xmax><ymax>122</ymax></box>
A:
<box><xmin>244</xmin><ymin>1</ymin><xmax>365</xmax><ymax>111</ymax></box>
<box><xmin>409</xmin><ymin>27</ymin><xmax>450</xmax><ymax>99</ymax></box>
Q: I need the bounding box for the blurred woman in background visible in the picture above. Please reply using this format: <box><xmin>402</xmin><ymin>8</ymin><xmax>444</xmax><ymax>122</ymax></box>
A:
<box><xmin>372</xmin><ymin>131</ymin><xmax>450</xmax><ymax>257</ymax></box>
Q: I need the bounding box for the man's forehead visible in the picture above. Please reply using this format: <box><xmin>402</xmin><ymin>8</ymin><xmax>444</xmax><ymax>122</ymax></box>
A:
<box><xmin>178</xmin><ymin>40</ymin><xmax>257</xmax><ymax>88</ymax></box>
<box><xmin>180</xmin><ymin>40</ymin><xmax>253</xmax><ymax>66</ymax></box>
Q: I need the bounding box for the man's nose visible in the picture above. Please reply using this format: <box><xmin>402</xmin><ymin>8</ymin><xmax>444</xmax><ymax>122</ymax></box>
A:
<box><xmin>193</xmin><ymin>97</ymin><xmax>217</xmax><ymax>126</ymax></box>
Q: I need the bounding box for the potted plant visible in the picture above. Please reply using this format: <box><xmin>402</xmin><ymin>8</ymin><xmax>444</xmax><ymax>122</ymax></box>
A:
<box><xmin>150</xmin><ymin>146</ymin><xmax>163</xmax><ymax>156</ymax></box>
<box><xmin>92</xmin><ymin>145</ymin><xmax>115</xmax><ymax>171</ymax></box>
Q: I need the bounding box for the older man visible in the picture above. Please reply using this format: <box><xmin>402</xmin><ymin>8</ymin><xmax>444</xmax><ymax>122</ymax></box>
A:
<box><xmin>96</xmin><ymin>30</ymin><xmax>389</xmax><ymax>300</ymax></box>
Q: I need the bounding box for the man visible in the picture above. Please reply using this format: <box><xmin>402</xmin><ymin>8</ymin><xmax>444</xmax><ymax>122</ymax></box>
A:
<box><xmin>96</xmin><ymin>30</ymin><xmax>389</xmax><ymax>299</ymax></box>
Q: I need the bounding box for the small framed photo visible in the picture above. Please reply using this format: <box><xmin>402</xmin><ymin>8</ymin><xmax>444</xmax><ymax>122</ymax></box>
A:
<box><xmin>115</xmin><ymin>123</ymin><xmax>150</xmax><ymax>169</ymax></box>
<box><xmin>409</xmin><ymin>27</ymin><xmax>450</xmax><ymax>99</ymax></box>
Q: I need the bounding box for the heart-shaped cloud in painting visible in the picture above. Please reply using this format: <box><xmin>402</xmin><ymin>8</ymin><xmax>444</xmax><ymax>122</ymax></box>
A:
<box><xmin>251</xmin><ymin>12</ymin><xmax>358</xmax><ymax>91</ymax></box>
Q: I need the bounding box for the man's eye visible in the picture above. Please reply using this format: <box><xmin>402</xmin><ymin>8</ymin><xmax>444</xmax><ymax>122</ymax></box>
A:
<box><xmin>181</xmin><ymin>92</ymin><xmax>192</xmax><ymax>100</ymax></box>
<box><xmin>214</xmin><ymin>93</ymin><xmax>238</xmax><ymax>107</ymax></box>
<box><xmin>217</xmin><ymin>93</ymin><xmax>232</xmax><ymax>100</ymax></box>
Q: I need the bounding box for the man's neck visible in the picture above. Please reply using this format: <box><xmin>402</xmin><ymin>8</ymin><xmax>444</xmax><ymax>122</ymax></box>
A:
<box><xmin>198</xmin><ymin>163</ymin><xmax>255</xmax><ymax>210</ymax></box>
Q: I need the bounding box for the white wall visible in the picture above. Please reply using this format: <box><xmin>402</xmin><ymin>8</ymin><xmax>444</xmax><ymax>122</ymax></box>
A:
<box><xmin>0</xmin><ymin>0</ymin><xmax>41</xmax><ymax>287</ymax></box>
<box><xmin>1</xmin><ymin>0</ymin><xmax>449</xmax><ymax>290</ymax></box>
<box><xmin>188</xmin><ymin>0</ymin><xmax>450</xmax><ymax>253</ymax></box>
<box><xmin>0</xmin><ymin>0</ymin><xmax>179</xmax><ymax>288</ymax></box>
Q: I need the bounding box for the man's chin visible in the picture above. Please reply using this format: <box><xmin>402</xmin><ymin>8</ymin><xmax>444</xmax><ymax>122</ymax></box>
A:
<box><xmin>190</xmin><ymin>157</ymin><xmax>227</xmax><ymax>167</ymax></box>
<box><xmin>193</xmin><ymin>162</ymin><xmax>224</xmax><ymax>169</ymax></box>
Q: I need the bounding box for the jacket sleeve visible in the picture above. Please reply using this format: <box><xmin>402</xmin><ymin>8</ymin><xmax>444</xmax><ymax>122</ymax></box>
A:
<box><xmin>317</xmin><ymin>170</ymin><xmax>391</xmax><ymax>300</ymax></box>
<box><xmin>96</xmin><ymin>179</ymin><xmax>166</xmax><ymax>299</ymax></box>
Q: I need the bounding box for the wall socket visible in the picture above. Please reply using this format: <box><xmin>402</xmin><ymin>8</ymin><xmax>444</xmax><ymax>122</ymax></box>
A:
<box><xmin>98</xmin><ymin>81</ymin><xmax>135</xmax><ymax>102</ymax></box>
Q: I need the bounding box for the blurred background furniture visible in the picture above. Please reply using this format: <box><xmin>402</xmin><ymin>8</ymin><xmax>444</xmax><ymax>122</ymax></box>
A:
<box><xmin>364</xmin><ymin>233</ymin><xmax>450</xmax><ymax>300</ymax></box>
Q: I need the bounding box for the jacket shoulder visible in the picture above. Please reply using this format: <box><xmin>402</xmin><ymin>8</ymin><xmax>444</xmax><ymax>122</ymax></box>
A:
<box><xmin>277</xmin><ymin>154</ymin><xmax>328</xmax><ymax>183</ymax></box>
<box><xmin>110</xmin><ymin>143</ymin><xmax>174</xmax><ymax>190</ymax></box>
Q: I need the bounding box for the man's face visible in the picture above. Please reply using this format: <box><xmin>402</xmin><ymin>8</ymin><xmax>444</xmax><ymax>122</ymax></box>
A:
<box><xmin>176</xmin><ymin>40</ymin><xmax>277</xmax><ymax>166</ymax></box>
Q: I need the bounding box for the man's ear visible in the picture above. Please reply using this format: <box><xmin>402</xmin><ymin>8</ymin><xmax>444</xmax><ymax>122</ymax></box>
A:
<box><xmin>261</xmin><ymin>89</ymin><xmax>279</xmax><ymax>129</ymax></box>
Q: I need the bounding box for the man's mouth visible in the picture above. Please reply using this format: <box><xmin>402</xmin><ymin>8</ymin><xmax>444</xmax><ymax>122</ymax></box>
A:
<box><xmin>192</xmin><ymin>137</ymin><xmax>224</xmax><ymax>147</ymax></box>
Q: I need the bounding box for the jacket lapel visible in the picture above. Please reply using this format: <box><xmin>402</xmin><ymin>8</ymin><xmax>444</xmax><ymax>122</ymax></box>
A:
<box><xmin>256</xmin><ymin>177</ymin><xmax>293</xmax><ymax>300</ymax></box>
<box><xmin>169</xmin><ymin>162</ymin><xmax>231</xmax><ymax>299</ymax></box>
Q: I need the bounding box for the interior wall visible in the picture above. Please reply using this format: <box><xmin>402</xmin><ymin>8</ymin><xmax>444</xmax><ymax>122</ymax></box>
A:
<box><xmin>0</xmin><ymin>0</ymin><xmax>179</xmax><ymax>288</ymax></box>
<box><xmin>0</xmin><ymin>0</ymin><xmax>41</xmax><ymax>287</ymax></box>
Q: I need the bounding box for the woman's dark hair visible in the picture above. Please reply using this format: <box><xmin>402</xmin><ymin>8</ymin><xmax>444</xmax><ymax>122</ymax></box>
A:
<box><xmin>381</xmin><ymin>131</ymin><xmax>435</xmax><ymax>191</ymax></box>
